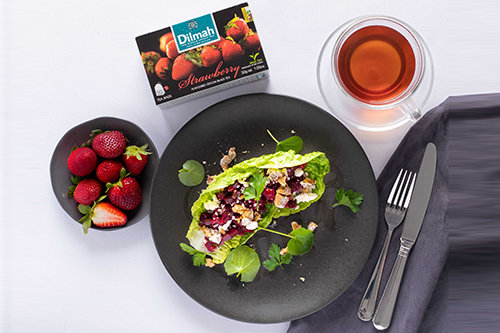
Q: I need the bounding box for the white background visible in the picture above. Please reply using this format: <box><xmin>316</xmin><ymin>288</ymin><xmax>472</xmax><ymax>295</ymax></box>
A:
<box><xmin>1</xmin><ymin>0</ymin><xmax>499</xmax><ymax>332</ymax></box>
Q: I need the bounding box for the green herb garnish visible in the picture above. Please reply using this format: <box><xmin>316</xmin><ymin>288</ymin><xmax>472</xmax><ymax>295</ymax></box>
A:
<box><xmin>287</xmin><ymin>228</ymin><xmax>314</xmax><ymax>255</ymax></box>
<box><xmin>267</xmin><ymin>129</ymin><xmax>303</xmax><ymax>154</ymax></box>
<box><xmin>332</xmin><ymin>188</ymin><xmax>364</xmax><ymax>213</ymax></box>
<box><xmin>263</xmin><ymin>243</ymin><xmax>293</xmax><ymax>272</ymax></box>
<box><xmin>180</xmin><ymin>243</ymin><xmax>207</xmax><ymax>267</ymax></box>
<box><xmin>242</xmin><ymin>171</ymin><xmax>267</xmax><ymax>201</ymax></box>
<box><xmin>178</xmin><ymin>160</ymin><xmax>205</xmax><ymax>186</ymax></box>
<box><xmin>224</xmin><ymin>245</ymin><xmax>261</xmax><ymax>283</ymax></box>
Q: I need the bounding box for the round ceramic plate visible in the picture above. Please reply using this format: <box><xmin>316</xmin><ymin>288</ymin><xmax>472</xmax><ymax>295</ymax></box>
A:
<box><xmin>150</xmin><ymin>94</ymin><xmax>378</xmax><ymax>323</ymax></box>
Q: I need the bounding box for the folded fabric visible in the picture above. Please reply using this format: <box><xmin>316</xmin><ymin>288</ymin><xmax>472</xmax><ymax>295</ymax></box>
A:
<box><xmin>289</xmin><ymin>93</ymin><xmax>500</xmax><ymax>332</ymax></box>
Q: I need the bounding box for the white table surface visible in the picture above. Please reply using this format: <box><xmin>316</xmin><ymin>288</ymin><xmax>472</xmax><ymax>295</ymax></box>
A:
<box><xmin>1</xmin><ymin>0</ymin><xmax>499</xmax><ymax>332</ymax></box>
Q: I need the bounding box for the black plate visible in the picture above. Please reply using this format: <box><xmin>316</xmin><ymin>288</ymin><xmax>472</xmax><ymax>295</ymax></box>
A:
<box><xmin>150</xmin><ymin>94</ymin><xmax>378</xmax><ymax>323</ymax></box>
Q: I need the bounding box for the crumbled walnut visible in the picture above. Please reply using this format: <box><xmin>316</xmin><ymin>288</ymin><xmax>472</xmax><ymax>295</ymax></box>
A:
<box><xmin>299</xmin><ymin>277</ymin><xmax>305</xmax><ymax>282</ymax></box>
<box><xmin>291</xmin><ymin>221</ymin><xmax>302</xmax><ymax>230</ymax></box>
<box><xmin>206</xmin><ymin>175</ymin><xmax>215</xmax><ymax>184</ymax></box>
<box><xmin>307</xmin><ymin>222</ymin><xmax>318</xmax><ymax>232</ymax></box>
<box><xmin>277</xmin><ymin>185</ymin><xmax>291</xmax><ymax>196</ymax></box>
<box><xmin>205</xmin><ymin>258</ymin><xmax>215</xmax><ymax>268</ymax></box>
<box><xmin>274</xmin><ymin>193</ymin><xmax>289</xmax><ymax>208</ymax></box>
<box><xmin>220</xmin><ymin>147</ymin><xmax>237</xmax><ymax>171</ymax></box>
<box><xmin>280</xmin><ymin>247</ymin><xmax>288</xmax><ymax>255</ymax></box>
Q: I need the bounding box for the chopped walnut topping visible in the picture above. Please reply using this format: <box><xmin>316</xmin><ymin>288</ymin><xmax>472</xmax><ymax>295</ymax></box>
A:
<box><xmin>280</xmin><ymin>247</ymin><xmax>288</xmax><ymax>255</ymax></box>
<box><xmin>291</xmin><ymin>221</ymin><xmax>302</xmax><ymax>230</ymax></box>
<box><xmin>205</xmin><ymin>258</ymin><xmax>215</xmax><ymax>268</ymax></box>
<box><xmin>277</xmin><ymin>185</ymin><xmax>291</xmax><ymax>196</ymax></box>
<box><xmin>274</xmin><ymin>193</ymin><xmax>289</xmax><ymax>208</ymax></box>
<box><xmin>206</xmin><ymin>175</ymin><xmax>215</xmax><ymax>184</ymax></box>
<box><xmin>307</xmin><ymin>222</ymin><xmax>318</xmax><ymax>232</ymax></box>
<box><xmin>301</xmin><ymin>177</ymin><xmax>316</xmax><ymax>193</ymax></box>
<box><xmin>220</xmin><ymin>147</ymin><xmax>236</xmax><ymax>171</ymax></box>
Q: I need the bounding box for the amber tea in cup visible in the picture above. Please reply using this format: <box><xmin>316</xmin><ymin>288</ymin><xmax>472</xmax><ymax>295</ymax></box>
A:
<box><xmin>334</xmin><ymin>18</ymin><xmax>424</xmax><ymax>106</ymax></box>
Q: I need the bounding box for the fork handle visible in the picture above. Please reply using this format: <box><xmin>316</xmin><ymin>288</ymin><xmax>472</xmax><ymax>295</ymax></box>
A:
<box><xmin>372</xmin><ymin>238</ymin><xmax>413</xmax><ymax>330</ymax></box>
<box><xmin>357</xmin><ymin>228</ymin><xmax>393</xmax><ymax>321</ymax></box>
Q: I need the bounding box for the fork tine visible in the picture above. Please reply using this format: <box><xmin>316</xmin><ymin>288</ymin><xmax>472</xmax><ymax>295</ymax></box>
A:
<box><xmin>387</xmin><ymin>169</ymin><xmax>403</xmax><ymax>205</ymax></box>
<box><xmin>396</xmin><ymin>172</ymin><xmax>412</xmax><ymax>209</ymax></box>
<box><xmin>403</xmin><ymin>172</ymin><xmax>417</xmax><ymax>209</ymax></box>
<box><xmin>392</xmin><ymin>170</ymin><xmax>408</xmax><ymax>207</ymax></box>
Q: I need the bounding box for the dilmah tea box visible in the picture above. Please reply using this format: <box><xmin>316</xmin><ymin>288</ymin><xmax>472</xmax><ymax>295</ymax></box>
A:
<box><xmin>135</xmin><ymin>3</ymin><xmax>269</xmax><ymax>109</ymax></box>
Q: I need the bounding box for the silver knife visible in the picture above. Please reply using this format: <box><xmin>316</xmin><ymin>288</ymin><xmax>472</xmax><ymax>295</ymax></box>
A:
<box><xmin>372</xmin><ymin>142</ymin><xmax>437</xmax><ymax>330</ymax></box>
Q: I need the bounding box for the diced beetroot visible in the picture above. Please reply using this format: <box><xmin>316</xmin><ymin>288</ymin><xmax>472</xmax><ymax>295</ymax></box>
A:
<box><xmin>287</xmin><ymin>166</ymin><xmax>297</xmax><ymax>177</ymax></box>
<box><xmin>205</xmin><ymin>241</ymin><xmax>217</xmax><ymax>252</ymax></box>
<box><xmin>289</xmin><ymin>179</ymin><xmax>302</xmax><ymax>194</ymax></box>
<box><xmin>228</xmin><ymin>228</ymin><xmax>239</xmax><ymax>238</ymax></box>
<box><xmin>299</xmin><ymin>163</ymin><xmax>307</xmax><ymax>169</ymax></box>
<box><xmin>286</xmin><ymin>198</ymin><xmax>298</xmax><ymax>209</ymax></box>
<box><xmin>216</xmin><ymin>192</ymin><xmax>225</xmax><ymax>201</ymax></box>
<box><xmin>262</xmin><ymin>188</ymin><xmax>276</xmax><ymax>202</ymax></box>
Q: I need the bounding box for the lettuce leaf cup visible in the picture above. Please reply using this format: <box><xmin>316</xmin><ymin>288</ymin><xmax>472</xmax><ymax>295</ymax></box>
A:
<box><xmin>184</xmin><ymin>151</ymin><xmax>330</xmax><ymax>264</ymax></box>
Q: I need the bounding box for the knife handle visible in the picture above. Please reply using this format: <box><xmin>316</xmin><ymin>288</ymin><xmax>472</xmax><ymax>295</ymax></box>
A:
<box><xmin>372</xmin><ymin>238</ymin><xmax>414</xmax><ymax>330</ymax></box>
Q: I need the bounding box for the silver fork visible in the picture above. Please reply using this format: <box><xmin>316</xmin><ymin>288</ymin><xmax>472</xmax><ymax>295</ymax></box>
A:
<box><xmin>357</xmin><ymin>169</ymin><xmax>417</xmax><ymax>321</ymax></box>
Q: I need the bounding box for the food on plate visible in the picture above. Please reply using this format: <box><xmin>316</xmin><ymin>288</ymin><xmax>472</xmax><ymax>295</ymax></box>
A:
<box><xmin>184</xmin><ymin>150</ymin><xmax>330</xmax><ymax>264</ymax></box>
<box><xmin>66</xmin><ymin>129</ymin><xmax>151</xmax><ymax>233</ymax></box>
<box><xmin>267</xmin><ymin>130</ymin><xmax>303</xmax><ymax>153</ymax></box>
<box><xmin>91</xmin><ymin>131</ymin><xmax>127</xmax><ymax>158</ymax></box>
<box><xmin>122</xmin><ymin>145</ymin><xmax>152</xmax><ymax>176</ymax></box>
<box><xmin>67</xmin><ymin>147</ymin><xmax>97</xmax><ymax>177</ymax></box>
<box><xmin>178</xmin><ymin>160</ymin><xmax>205</xmax><ymax>187</ymax></box>
<box><xmin>332</xmin><ymin>188</ymin><xmax>364</xmax><ymax>213</ymax></box>
<box><xmin>220</xmin><ymin>147</ymin><xmax>237</xmax><ymax>171</ymax></box>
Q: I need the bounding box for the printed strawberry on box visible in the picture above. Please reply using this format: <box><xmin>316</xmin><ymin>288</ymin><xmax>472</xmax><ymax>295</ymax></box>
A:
<box><xmin>135</xmin><ymin>3</ymin><xmax>269</xmax><ymax>108</ymax></box>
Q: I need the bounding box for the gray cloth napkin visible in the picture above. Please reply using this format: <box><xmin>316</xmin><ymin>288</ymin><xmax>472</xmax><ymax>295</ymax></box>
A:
<box><xmin>289</xmin><ymin>93</ymin><xmax>500</xmax><ymax>332</ymax></box>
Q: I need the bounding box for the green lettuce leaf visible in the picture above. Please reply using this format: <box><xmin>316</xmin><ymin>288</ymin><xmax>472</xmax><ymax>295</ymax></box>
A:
<box><xmin>185</xmin><ymin>151</ymin><xmax>330</xmax><ymax>264</ymax></box>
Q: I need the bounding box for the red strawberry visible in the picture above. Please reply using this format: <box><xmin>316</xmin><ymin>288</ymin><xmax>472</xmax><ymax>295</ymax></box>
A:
<box><xmin>166</xmin><ymin>40</ymin><xmax>179</xmax><ymax>59</ymax></box>
<box><xmin>108</xmin><ymin>176</ymin><xmax>142</xmax><ymax>210</ymax></box>
<box><xmin>122</xmin><ymin>144</ymin><xmax>151</xmax><ymax>176</ymax></box>
<box><xmin>141</xmin><ymin>51</ymin><xmax>161</xmax><ymax>76</ymax></box>
<box><xmin>92</xmin><ymin>131</ymin><xmax>126</xmax><ymax>158</ymax></box>
<box><xmin>219</xmin><ymin>38</ymin><xmax>245</xmax><ymax>62</ymax></box>
<box><xmin>67</xmin><ymin>147</ymin><xmax>97</xmax><ymax>176</ymax></box>
<box><xmin>159</xmin><ymin>32</ymin><xmax>174</xmax><ymax>53</ymax></box>
<box><xmin>96</xmin><ymin>160</ymin><xmax>124</xmax><ymax>183</ymax></box>
<box><xmin>240</xmin><ymin>30</ymin><xmax>261</xmax><ymax>52</ymax></box>
<box><xmin>155</xmin><ymin>57</ymin><xmax>171</xmax><ymax>80</ymax></box>
<box><xmin>92</xmin><ymin>202</ymin><xmax>127</xmax><ymax>228</ymax></box>
<box><xmin>224</xmin><ymin>15</ymin><xmax>249</xmax><ymax>41</ymax></box>
<box><xmin>171</xmin><ymin>54</ymin><xmax>197</xmax><ymax>81</ymax></box>
<box><xmin>73</xmin><ymin>179</ymin><xmax>102</xmax><ymax>205</ymax></box>
<box><xmin>201</xmin><ymin>45</ymin><xmax>222</xmax><ymax>67</ymax></box>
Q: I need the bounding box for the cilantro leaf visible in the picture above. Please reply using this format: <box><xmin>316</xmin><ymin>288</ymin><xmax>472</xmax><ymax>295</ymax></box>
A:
<box><xmin>224</xmin><ymin>245</ymin><xmax>261</xmax><ymax>282</ymax></box>
<box><xmin>332</xmin><ymin>188</ymin><xmax>364</xmax><ymax>213</ymax></box>
<box><xmin>262</xmin><ymin>258</ymin><xmax>279</xmax><ymax>271</ymax></box>
<box><xmin>243</xmin><ymin>172</ymin><xmax>267</xmax><ymax>201</ymax></box>
<box><xmin>178</xmin><ymin>160</ymin><xmax>205</xmax><ymax>186</ymax></box>
<box><xmin>287</xmin><ymin>228</ymin><xmax>314</xmax><ymax>255</ymax></box>
<box><xmin>192</xmin><ymin>252</ymin><xmax>207</xmax><ymax>267</ymax></box>
<box><xmin>180</xmin><ymin>242</ymin><xmax>207</xmax><ymax>266</ymax></box>
<box><xmin>263</xmin><ymin>243</ymin><xmax>294</xmax><ymax>272</ymax></box>
<box><xmin>267</xmin><ymin>129</ymin><xmax>303</xmax><ymax>154</ymax></box>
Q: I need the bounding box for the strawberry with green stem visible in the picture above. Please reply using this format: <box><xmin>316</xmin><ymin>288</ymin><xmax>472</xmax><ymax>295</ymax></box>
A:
<box><xmin>171</xmin><ymin>53</ymin><xmax>199</xmax><ymax>81</ymax></box>
<box><xmin>141</xmin><ymin>51</ymin><xmax>161</xmax><ymax>76</ymax></box>
<box><xmin>122</xmin><ymin>144</ymin><xmax>151</xmax><ymax>176</ymax></box>
<box><xmin>106</xmin><ymin>169</ymin><xmax>142</xmax><ymax>211</ymax></box>
<box><xmin>219</xmin><ymin>37</ymin><xmax>245</xmax><ymax>62</ymax></box>
<box><xmin>201</xmin><ymin>44</ymin><xmax>222</xmax><ymax>67</ymax></box>
<box><xmin>224</xmin><ymin>15</ymin><xmax>249</xmax><ymax>41</ymax></box>
<box><xmin>155</xmin><ymin>57</ymin><xmax>172</xmax><ymax>80</ymax></box>
<box><xmin>240</xmin><ymin>30</ymin><xmax>261</xmax><ymax>52</ymax></box>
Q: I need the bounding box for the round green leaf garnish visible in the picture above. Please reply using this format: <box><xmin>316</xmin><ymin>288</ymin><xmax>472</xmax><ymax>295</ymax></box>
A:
<box><xmin>276</xmin><ymin>136</ymin><xmax>303</xmax><ymax>154</ymax></box>
<box><xmin>224</xmin><ymin>245</ymin><xmax>261</xmax><ymax>283</ymax></box>
<box><xmin>287</xmin><ymin>228</ymin><xmax>314</xmax><ymax>255</ymax></box>
<box><xmin>178</xmin><ymin>160</ymin><xmax>205</xmax><ymax>186</ymax></box>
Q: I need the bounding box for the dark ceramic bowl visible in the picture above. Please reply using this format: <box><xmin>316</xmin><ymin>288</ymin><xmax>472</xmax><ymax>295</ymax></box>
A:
<box><xmin>50</xmin><ymin>117</ymin><xmax>159</xmax><ymax>231</ymax></box>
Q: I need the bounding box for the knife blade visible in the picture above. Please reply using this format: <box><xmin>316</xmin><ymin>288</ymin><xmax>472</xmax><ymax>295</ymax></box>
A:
<box><xmin>372</xmin><ymin>142</ymin><xmax>437</xmax><ymax>330</ymax></box>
